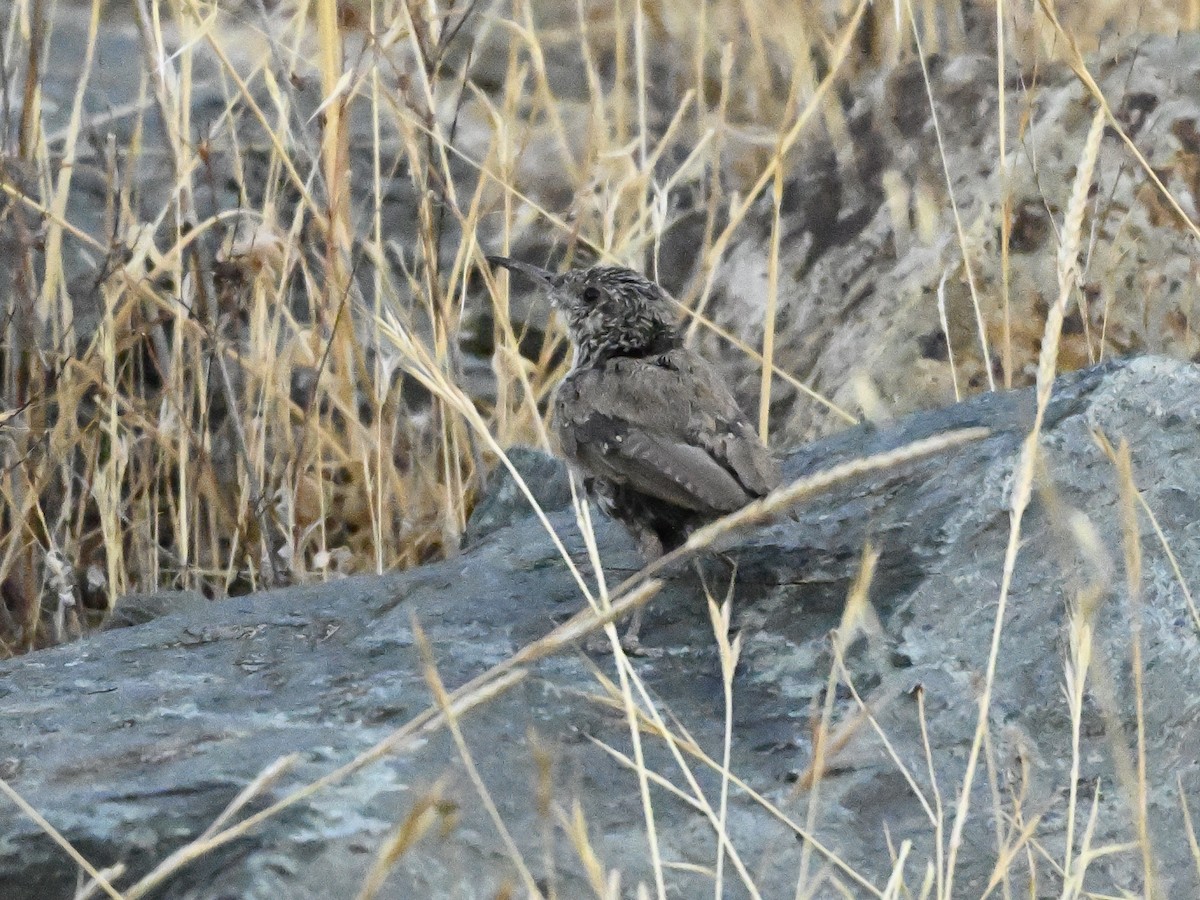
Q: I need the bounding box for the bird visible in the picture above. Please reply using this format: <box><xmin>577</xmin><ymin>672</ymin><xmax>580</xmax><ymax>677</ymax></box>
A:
<box><xmin>487</xmin><ymin>256</ymin><xmax>781</xmax><ymax>650</ymax></box>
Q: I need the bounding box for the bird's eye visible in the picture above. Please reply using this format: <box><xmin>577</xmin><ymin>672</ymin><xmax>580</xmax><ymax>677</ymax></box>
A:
<box><xmin>582</xmin><ymin>286</ymin><xmax>602</xmax><ymax>304</ymax></box>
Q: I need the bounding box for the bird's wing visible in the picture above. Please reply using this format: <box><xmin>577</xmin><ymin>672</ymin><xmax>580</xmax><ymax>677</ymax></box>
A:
<box><xmin>703</xmin><ymin>420</ymin><xmax>781</xmax><ymax>499</ymax></box>
<box><xmin>569</xmin><ymin>415</ymin><xmax>754</xmax><ymax>514</ymax></box>
<box><xmin>555</xmin><ymin>352</ymin><xmax>781</xmax><ymax>513</ymax></box>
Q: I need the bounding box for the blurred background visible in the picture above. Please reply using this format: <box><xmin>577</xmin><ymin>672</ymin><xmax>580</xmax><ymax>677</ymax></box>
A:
<box><xmin>2</xmin><ymin>0</ymin><xmax>1198</xmax><ymax>651</ymax></box>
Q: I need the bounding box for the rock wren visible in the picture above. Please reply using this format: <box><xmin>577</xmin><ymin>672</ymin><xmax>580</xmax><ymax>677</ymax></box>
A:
<box><xmin>488</xmin><ymin>257</ymin><xmax>780</xmax><ymax>648</ymax></box>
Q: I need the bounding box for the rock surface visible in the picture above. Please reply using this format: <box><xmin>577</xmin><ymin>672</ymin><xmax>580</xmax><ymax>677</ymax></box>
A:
<box><xmin>4</xmin><ymin>355</ymin><xmax>1200</xmax><ymax>898</ymax></box>
<box><xmin>694</xmin><ymin>31</ymin><xmax>1200</xmax><ymax>439</ymax></box>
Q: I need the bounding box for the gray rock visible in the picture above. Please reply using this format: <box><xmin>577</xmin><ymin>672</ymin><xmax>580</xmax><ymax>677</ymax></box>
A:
<box><xmin>3</xmin><ymin>356</ymin><xmax>1200</xmax><ymax>898</ymax></box>
<box><xmin>462</xmin><ymin>446</ymin><xmax>573</xmax><ymax>547</ymax></box>
<box><xmin>102</xmin><ymin>591</ymin><xmax>210</xmax><ymax>630</ymax></box>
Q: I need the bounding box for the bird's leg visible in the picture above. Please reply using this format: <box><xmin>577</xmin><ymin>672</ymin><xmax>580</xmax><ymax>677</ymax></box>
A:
<box><xmin>621</xmin><ymin>607</ymin><xmax>644</xmax><ymax>652</ymax></box>
<box><xmin>619</xmin><ymin>528</ymin><xmax>665</xmax><ymax>653</ymax></box>
<box><xmin>713</xmin><ymin>551</ymin><xmax>739</xmax><ymax>591</ymax></box>
<box><xmin>691</xmin><ymin>557</ymin><xmax>713</xmax><ymax>598</ymax></box>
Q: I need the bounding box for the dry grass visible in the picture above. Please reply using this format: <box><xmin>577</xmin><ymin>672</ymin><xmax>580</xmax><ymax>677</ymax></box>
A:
<box><xmin>3</xmin><ymin>0</ymin><xmax>1200</xmax><ymax>896</ymax></box>
<box><xmin>0</xmin><ymin>0</ymin><xmax>1187</xmax><ymax>651</ymax></box>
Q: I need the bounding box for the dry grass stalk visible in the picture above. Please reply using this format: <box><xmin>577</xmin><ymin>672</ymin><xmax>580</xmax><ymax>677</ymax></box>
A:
<box><xmin>354</xmin><ymin>780</ymin><xmax>453</xmax><ymax>900</ymax></box>
<box><xmin>567</xmin><ymin>482</ymin><xmax>668</xmax><ymax>900</ymax></box>
<box><xmin>942</xmin><ymin>105</ymin><xmax>1106</xmax><ymax>898</ymax></box>
<box><xmin>707</xmin><ymin>576</ymin><xmax>742</xmax><ymax>899</ymax></box>
<box><xmin>1112</xmin><ymin>438</ymin><xmax>1160</xmax><ymax>895</ymax></box>
<box><xmin>414</xmin><ymin>618</ymin><xmax>542</xmax><ymax>896</ymax></box>
<box><xmin>794</xmin><ymin>546</ymin><xmax>878</xmax><ymax>895</ymax></box>
<box><xmin>1178</xmin><ymin>775</ymin><xmax>1200</xmax><ymax>890</ymax></box>
<box><xmin>584</xmin><ymin>693</ymin><xmax>884</xmax><ymax>897</ymax></box>
<box><xmin>904</xmin><ymin>0</ymin><xmax>995</xmax><ymax>393</ymax></box>
<box><xmin>1036</xmin><ymin>0</ymin><xmax>1200</xmax><ymax>246</ymax></box>
<box><xmin>0</xmin><ymin>775</ymin><xmax>122</xmax><ymax>900</ymax></box>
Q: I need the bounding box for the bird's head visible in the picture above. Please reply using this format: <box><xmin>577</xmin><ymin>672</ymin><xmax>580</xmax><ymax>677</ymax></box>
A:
<box><xmin>487</xmin><ymin>257</ymin><xmax>680</xmax><ymax>366</ymax></box>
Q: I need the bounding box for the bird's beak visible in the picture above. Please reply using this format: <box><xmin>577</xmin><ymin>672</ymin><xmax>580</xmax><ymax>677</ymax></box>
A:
<box><xmin>486</xmin><ymin>256</ymin><xmax>556</xmax><ymax>290</ymax></box>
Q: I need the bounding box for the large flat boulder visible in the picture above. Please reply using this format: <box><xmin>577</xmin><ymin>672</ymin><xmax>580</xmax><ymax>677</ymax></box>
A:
<box><xmin>3</xmin><ymin>355</ymin><xmax>1199</xmax><ymax>898</ymax></box>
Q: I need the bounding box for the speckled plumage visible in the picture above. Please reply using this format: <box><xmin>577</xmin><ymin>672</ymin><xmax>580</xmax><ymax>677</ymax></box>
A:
<box><xmin>488</xmin><ymin>258</ymin><xmax>780</xmax><ymax>567</ymax></box>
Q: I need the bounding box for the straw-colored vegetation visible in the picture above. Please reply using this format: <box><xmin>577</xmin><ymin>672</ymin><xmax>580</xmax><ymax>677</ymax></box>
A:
<box><xmin>2</xmin><ymin>0</ymin><xmax>1199</xmax><ymax>896</ymax></box>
